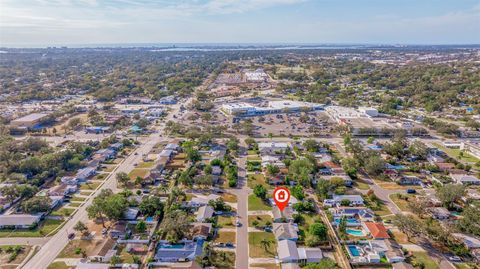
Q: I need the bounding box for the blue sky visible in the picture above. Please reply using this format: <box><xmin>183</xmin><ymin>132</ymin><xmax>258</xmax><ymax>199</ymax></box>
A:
<box><xmin>0</xmin><ymin>0</ymin><xmax>479</xmax><ymax>46</ymax></box>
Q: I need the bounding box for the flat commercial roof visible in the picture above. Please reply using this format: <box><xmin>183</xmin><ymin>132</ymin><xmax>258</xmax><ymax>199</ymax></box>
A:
<box><xmin>11</xmin><ymin>113</ymin><xmax>49</xmax><ymax>123</ymax></box>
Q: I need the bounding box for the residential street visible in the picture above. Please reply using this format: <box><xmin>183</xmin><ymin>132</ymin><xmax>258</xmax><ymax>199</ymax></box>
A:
<box><xmin>23</xmin><ymin>102</ymin><xmax>184</xmax><ymax>269</ymax></box>
<box><xmin>231</xmin><ymin>141</ymin><xmax>250</xmax><ymax>269</ymax></box>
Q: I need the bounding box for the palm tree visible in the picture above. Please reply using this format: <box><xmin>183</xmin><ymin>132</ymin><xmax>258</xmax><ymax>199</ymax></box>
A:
<box><xmin>260</xmin><ymin>239</ymin><xmax>271</xmax><ymax>253</ymax></box>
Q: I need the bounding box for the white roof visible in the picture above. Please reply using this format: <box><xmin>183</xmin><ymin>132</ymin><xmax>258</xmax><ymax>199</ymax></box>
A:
<box><xmin>277</xmin><ymin>240</ymin><xmax>299</xmax><ymax>260</ymax></box>
<box><xmin>258</xmin><ymin>142</ymin><xmax>290</xmax><ymax>149</ymax></box>
<box><xmin>77</xmin><ymin>263</ymin><xmax>110</xmax><ymax>269</ymax></box>
<box><xmin>298</xmin><ymin>247</ymin><xmax>323</xmax><ymax>260</ymax></box>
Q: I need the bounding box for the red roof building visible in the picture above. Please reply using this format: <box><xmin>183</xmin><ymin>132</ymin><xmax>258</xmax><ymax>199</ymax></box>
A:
<box><xmin>363</xmin><ymin>222</ymin><xmax>390</xmax><ymax>239</ymax></box>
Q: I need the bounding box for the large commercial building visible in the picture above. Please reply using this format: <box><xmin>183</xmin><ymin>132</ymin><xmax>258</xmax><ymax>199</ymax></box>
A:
<box><xmin>221</xmin><ymin>100</ymin><xmax>324</xmax><ymax>117</ymax></box>
<box><xmin>10</xmin><ymin>113</ymin><xmax>50</xmax><ymax>128</ymax></box>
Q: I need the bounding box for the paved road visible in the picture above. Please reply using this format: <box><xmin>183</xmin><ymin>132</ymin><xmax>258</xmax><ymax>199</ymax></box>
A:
<box><xmin>231</xmin><ymin>141</ymin><xmax>250</xmax><ymax>269</ymax></box>
<box><xmin>23</xmin><ymin>103</ymin><xmax>184</xmax><ymax>269</ymax></box>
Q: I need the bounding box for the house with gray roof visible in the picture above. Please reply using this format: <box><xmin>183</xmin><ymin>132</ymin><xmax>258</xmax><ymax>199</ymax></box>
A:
<box><xmin>0</xmin><ymin>214</ymin><xmax>41</xmax><ymax>229</ymax></box>
<box><xmin>273</xmin><ymin>206</ymin><xmax>295</xmax><ymax>222</ymax></box>
<box><xmin>196</xmin><ymin>205</ymin><xmax>214</xmax><ymax>222</ymax></box>
<box><xmin>273</xmin><ymin>223</ymin><xmax>299</xmax><ymax>241</ymax></box>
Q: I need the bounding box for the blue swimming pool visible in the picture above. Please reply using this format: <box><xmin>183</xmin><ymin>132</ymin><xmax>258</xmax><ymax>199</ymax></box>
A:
<box><xmin>346</xmin><ymin>229</ymin><xmax>364</xmax><ymax>236</ymax></box>
<box><xmin>348</xmin><ymin>245</ymin><xmax>361</xmax><ymax>257</ymax></box>
<box><xmin>334</xmin><ymin>218</ymin><xmax>360</xmax><ymax>225</ymax></box>
<box><xmin>145</xmin><ymin>216</ymin><xmax>154</xmax><ymax>222</ymax></box>
<box><xmin>161</xmin><ymin>244</ymin><xmax>185</xmax><ymax>249</ymax></box>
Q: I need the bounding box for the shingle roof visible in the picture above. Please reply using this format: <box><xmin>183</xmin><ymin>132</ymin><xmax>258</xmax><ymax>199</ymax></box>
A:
<box><xmin>364</xmin><ymin>222</ymin><xmax>390</xmax><ymax>239</ymax></box>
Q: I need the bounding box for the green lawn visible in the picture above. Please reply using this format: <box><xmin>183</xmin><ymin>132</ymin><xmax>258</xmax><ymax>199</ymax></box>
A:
<box><xmin>248</xmin><ymin>215</ymin><xmax>273</xmax><ymax>227</ymax></box>
<box><xmin>218</xmin><ymin>216</ymin><xmax>234</xmax><ymax>227</ymax></box>
<box><xmin>353</xmin><ymin>180</ymin><xmax>370</xmax><ymax>190</ymax></box>
<box><xmin>390</xmin><ymin>193</ymin><xmax>414</xmax><ymax>212</ymax></box>
<box><xmin>247</xmin><ymin>150</ymin><xmax>258</xmax><ymax>155</ymax></box>
<box><xmin>136</xmin><ymin>161</ymin><xmax>155</xmax><ymax>168</ymax></box>
<box><xmin>51</xmin><ymin>208</ymin><xmax>75</xmax><ymax>217</ymax></box>
<box><xmin>0</xmin><ymin>219</ymin><xmax>64</xmax><ymax>238</ymax></box>
<box><xmin>79</xmin><ymin>191</ymin><xmax>93</xmax><ymax>196</ymax></box>
<box><xmin>433</xmin><ymin>143</ymin><xmax>480</xmax><ymax>164</ymax></box>
<box><xmin>128</xmin><ymin>168</ymin><xmax>149</xmax><ymax>179</ymax></box>
<box><xmin>47</xmin><ymin>262</ymin><xmax>68</xmax><ymax>269</ymax></box>
<box><xmin>248</xmin><ymin>232</ymin><xmax>277</xmax><ymax>258</ymax></box>
<box><xmin>247</xmin><ymin>174</ymin><xmax>269</xmax><ymax>189</ymax></box>
<box><xmin>214</xmin><ymin>231</ymin><xmax>236</xmax><ymax>244</ymax></box>
<box><xmin>247</xmin><ymin>156</ymin><xmax>261</xmax><ymax>161</ymax></box>
<box><xmin>71</xmin><ymin>196</ymin><xmax>87</xmax><ymax>202</ymax></box>
<box><xmin>80</xmin><ymin>182</ymin><xmax>101</xmax><ymax>190</ymax></box>
<box><xmin>68</xmin><ymin>202</ymin><xmax>82</xmax><ymax>207</ymax></box>
<box><xmin>248</xmin><ymin>194</ymin><xmax>272</xmax><ymax>211</ymax></box>
<box><xmin>410</xmin><ymin>251</ymin><xmax>440</xmax><ymax>269</ymax></box>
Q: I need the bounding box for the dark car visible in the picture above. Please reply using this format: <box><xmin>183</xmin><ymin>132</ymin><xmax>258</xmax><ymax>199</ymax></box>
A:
<box><xmin>68</xmin><ymin>233</ymin><xmax>75</xmax><ymax>240</ymax></box>
<box><xmin>406</xmin><ymin>189</ymin><xmax>416</xmax><ymax>194</ymax></box>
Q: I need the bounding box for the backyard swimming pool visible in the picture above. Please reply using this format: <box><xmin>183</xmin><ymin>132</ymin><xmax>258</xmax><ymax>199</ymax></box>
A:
<box><xmin>346</xmin><ymin>229</ymin><xmax>365</xmax><ymax>236</ymax></box>
<box><xmin>348</xmin><ymin>245</ymin><xmax>361</xmax><ymax>257</ymax></box>
<box><xmin>334</xmin><ymin>218</ymin><xmax>360</xmax><ymax>225</ymax></box>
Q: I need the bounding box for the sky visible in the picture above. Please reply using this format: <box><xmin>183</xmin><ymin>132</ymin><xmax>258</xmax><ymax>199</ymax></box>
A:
<box><xmin>0</xmin><ymin>0</ymin><xmax>479</xmax><ymax>47</ymax></box>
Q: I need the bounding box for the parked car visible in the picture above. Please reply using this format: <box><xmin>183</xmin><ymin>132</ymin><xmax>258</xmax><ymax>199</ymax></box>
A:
<box><xmin>448</xmin><ymin>256</ymin><xmax>462</xmax><ymax>262</ymax></box>
<box><xmin>68</xmin><ymin>233</ymin><xmax>75</xmax><ymax>240</ymax></box>
<box><xmin>406</xmin><ymin>189</ymin><xmax>416</xmax><ymax>194</ymax></box>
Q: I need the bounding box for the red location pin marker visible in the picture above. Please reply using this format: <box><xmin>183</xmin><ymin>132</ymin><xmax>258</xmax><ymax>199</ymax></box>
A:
<box><xmin>273</xmin><ymin>186</ymin><xmax>290</xmax><ymax>212</ymax></box>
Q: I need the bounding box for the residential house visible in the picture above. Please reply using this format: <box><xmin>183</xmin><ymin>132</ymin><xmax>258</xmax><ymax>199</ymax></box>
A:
<box><xmin>0</xmin><ymin>214</ymin><xmax>41</xmax><ymax>229</ymax></box>
<box><xmin>330</xmin><ymin>207</ymin><xmax>375</xmax><ymax>222</ymax></box>
<box><xmin>155</xmin><ymin>241</ymin><xmax>203</xmax><ymax>262</ymax></box>
<box><xmin>109</xmin><ymin>143</ymin><xmax>123</xmax><ymax>151</ymax></box>
<box><xmin>211</xmin><ymin>166</ymin><xmax>222</xmax><ymax>176</ymax></box>
<box><xmin>123</xmin><ymin>208</ymin><xmax>139</xmax><ymax>221</ymax></box>
<box><xmin>453</xmin><ymin>233</ymin><xmax>480</xmax><ymax>250</ymax></box>
<box><xmin>324</xmin><ymin>195</ymin><xmax>364</xmax><ymax>207</ymax></box>
<box><xmin>318</xmin><ymin>175</ymin><xmax>353</xmax><ymax>187</ymax></box>
<box><xmin>48</xmin><ymin>184</ymin><xmax>77</xmax><ymax>197</ymax></box>
<box><xmin>392</xmin><ymin>175</ymin><xmax>422</xmax><ymax>185</ymax></box>
<box><xmin>273</xmin><ymin>223</ymin><xmax>299</xmax><ymax>241</ymax></box>
<box><xmin>77</xmin><ymin>263</ymin><xmax>110</xmax><ymax>269</ymax></box>
<box><xmin>109</xmin><ymin>221</ymin><xmax>130</xmax><ymax>239</ymax></box>
<box><xmin>196</xmin><ymin>205</ymin><xmax>214</xmax><ymax>222</ymax></box>
<box><xmin>76</xmin><ymin>167</ymin><xmax>96</xmax><ymax>181</ymax></box>
<box><xmin>89</xmin><ymin>238</ymin><xmax>116</xmax><ymax>262</ymax></box>
<box><xmin>276</xmin><ymin>240</ymin><xmax>323</xmax><ymax>264</ymax></box>
<box><xmin>258</xmin><ymin>142</ymin><xmax>291</xmax><ymax>155</ymax></box>
<box><xmin>191</xmin><ymin>223</ymin><xmax>212</xmax><ymax>241</ymax></box>
<box><xmin>450</xmin><ymin>174</ymin><xmax>480</xmax><ymax>185</ymax></box>
<box><xmin>60</xmin><ymin>176</ymin><xmax>78</xmax><ymax>185</ymax></box>
<box><xmin>362</xmin><ymin>222</ymin><xmax>390</xmax><ymax>239</ymax></box>
<box><xmin>273</xmin><ymin>206</ymin><xmax>295</xmax><ymax>223</ymax></box>
<box><xmin>436</xmin><ymin>163</ymin><xmax>456</xmax><ymax>172</ymax></box>
<box><xmin>428</xmin><ymin>207</ymin><xmax>451</xmax><ymax>220</ymax></box>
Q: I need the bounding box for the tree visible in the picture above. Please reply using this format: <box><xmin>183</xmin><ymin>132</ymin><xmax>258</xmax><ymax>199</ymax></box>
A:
<box><xmin>116</xmin><ymin>172</ymin><xmax>130</xmax><ymax>187</ymax></box>
<box><xmin>364</xmin><ymin>154</ymin><xmax>385</xmax><ymax>176</ymax></box>
<box><xmin>309</xmin><ymin>222</ymin><xmax>327</xmax><ymax>241</ymax></box>
<box><xmin>437</xmin><ymin>184</ymin><xmax>465</xmax><ymax>209</ymax></box>
<box><xmin>392</xmin><ymin>214</ymin><xmax>424</xmax><ymax>241</ymax></box>
<box><xmin>303</xmin><ymin>139</ymin><xmax>319</xmax><ymax>152</ymax></box>
<box><xmin>22</xmin><ymin>196</ymin><xmax>51</xmax><ymax>213</ymax></box>
<box><xmin>74</xmin><ymin>221</ymin><xmax>89</xmax><ymax>236</ymax></box>
<box><xmin>186</xmin><ymin>148</ymin><xmax>201</xmax><ymax>163</ymax></box>
<box><xmin>68</xmin><ymin>118</ymin><xmax>82</xmax><ymax>130</ymax></box>
<box><xmin>139</xmin><ymin>196</ymin><xmax>163</xmax><ymax>216</ymax></box>
<box><xmin>302</xmin><ymin>258</ymin><xmax>339</xmax><ymax>269</ymax></box>
<box><xmin>110</xmin><ymin>255</ymin><xmax>121</xmax><ymax>266</ymax></box>
<box><xmin>290</xmin><ymin>185</ymin><xmax>305</xmax><ymax>201</ymax></box>
<box><xmin>260</xmin><ymin>238</ymin><xmax>271</xmax><ymax>252</ymax></box>
<box><xmin>86</xmin><ymin>189</ymin><xmax>128</xmax><ymax>227</ymax></box>
<box><xmin>136</xmin><ymin>220</ymin><xmax>147</xmax><ymax>233</ymax></box>
<box><xmin>266</xmin><ymin>164</ymin><xmax>280</xmax><ymax>176</ymax></box>
<box><xmin>253</xmin><ymin>184</ymin><xmax>267</xmax><ymax>200</ymax></box>
<box><xmin>457</xmin><ymin>202</ymin><xmax>480</xmax><ymax>236</ymax></box>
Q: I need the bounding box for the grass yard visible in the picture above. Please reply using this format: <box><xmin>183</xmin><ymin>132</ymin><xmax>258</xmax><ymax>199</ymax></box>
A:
<box><xmin>58</xmin><ymin>239</ymin><xmax>104</xmax><ymax>258</ymax></box>
<box><xmin>221</xmin><ymin>193</ymin><xmax>237</xmax><ymax>203</ymax></box>
<box><xmin>80</xmin><ymin>182</ymin><xmax>101</xmax><ymax>190</ymax></box>
<box><xmin>68</xmin><ymin>202</ymin><xmax>82</xmax><ymax>207</ymax></box>
<box><xmin>79</xmin><ymin>191</ymin><xmax>93</xmax><ymax>196</ymax></box>
<box><xmin>248</xmin><ymin>215</ymin><xmax>273</xmax><ymax>227</ymax></box>
<box><xmin>210</xmin><ymin>250</ymin><xmax>235</xmax><ymax>269</ymax></box>
<box><xmin>136</xmin><ymin>161</ymin><xmax>155</xmax><ymax>168</ymax></box>
<box><xmin>247</xmin><ymin>174</ymin><xmax>269</xmax><ymax>189</ymax></box>
<box><xmin>51</xmin><ymin>208</ymin><xmax>75</xmax><ymax>217</ymax></box>
<box><xmin>248</xmin><ymin>232</ymin><xmax>277</xmax><ymax>258</ymax></box>
<box><xmin>390</xmin><ymin>228</ymin><xmax>409</xmax><ymax>244</ymax></box>
<box><xmin>0</xmin><ymin>219</ymin><xmax>64</xmax><ymax>238</ymax></box>
<box><xmin>47</xmin><ymin>262</ymin><xmax>69</xmax><ymax>269</ymax></box>
<box><xmin>410</xmin><ymin>251</ymin><xmax>440</xmax><ymax>269</ymax></box>
<box><xmin>433</xmin><ymin>143</ymin><xmax>480</xmax><ymax>164</ymax></box>
<box><xmin>248</xmin><ymin>194</ymin><xmax>272</xmax><ymax>211</ymax></box>
<box><xmin>250</xmin><ymin>264</ymin><xmax>280</xmax><ymax>269</ymax></box>
<box><xmin>390</xmin><ymin>193</ymin><xmax>414</xmax><ymax>212</ymax></box>
<box><xmin>455</xmin><ymin>263</ymin><xmax>478</xmax><ymax>269</ymax></box>
<box><xmin>214</xmin><ymin>231</ymin><xmax>236</xmax><ymax>244</ymax></box>
<box><xmin>71</xmin><ymin>196</ymin><xmax>87</xmax><ymax>202</ymax></box>
<box><xmin>248</xmin><ymin>150</ymin><xmax>259</xmax><ymax>155</ymax></box>
<box><xmin>218</xmin><ymin>216</ymin><xmax>235</xmax><ymax>227</ymax></box>
<box><xmin>247</xmin><ymin>156</ymin><xmax>261</xmax><ymax>161</ymax></box>
<box><xmin>0</xmin><ymin>245</ymin><xmax>32</xmax><ymax>265</ymax></box>
<box><xmin>353</xmin><ymin>180</ymin><xmax>370</xmax><ymax>190</ymax></box>
<box><xmin>128</xmin><ymin>168</ymin><xmax>149</xmax><ymax>179</ymax></box>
